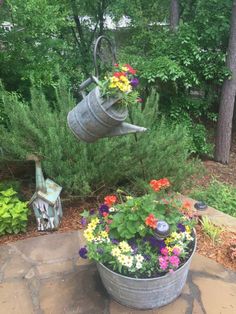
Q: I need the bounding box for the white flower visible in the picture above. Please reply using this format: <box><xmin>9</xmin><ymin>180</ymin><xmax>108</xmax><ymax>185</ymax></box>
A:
<box><xmin>135</xmin><ymin>254</ymin><xmax>144</xmax><ymax>263</ymax></box>
<box><xmin>136</xmin><ymin>262</ymin><xmax>142</xmax><ymax>269</ymax></box>
<box><xmin>124</xmin><ymin>256</ymin><xmax>133</xmax><ymax>268</ymax></box>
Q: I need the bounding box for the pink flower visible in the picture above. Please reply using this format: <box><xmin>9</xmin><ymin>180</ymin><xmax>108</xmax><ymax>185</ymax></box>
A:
<box><xmin>173</xmin><ymin>247</ymin><xmax>181</xmax><ymax>256</ymax></box>
<box><xmin>169</xmin><ymin>255</ymin><xmax>180</xmax><ymax>268</ymax></box>
<box><xmin>161</xmin><ymin>247</ymin><xmax>169</xmax><ymax>256</ymax></box>
<box><xmin>169</xmin><ymin>269</ymin><xmax>174</xmax><ymax>274</ymax></box>
<box><xmin>159</xmin><ymin>256</ymin><xmax>169</xmax><ymax>270</ymax></box>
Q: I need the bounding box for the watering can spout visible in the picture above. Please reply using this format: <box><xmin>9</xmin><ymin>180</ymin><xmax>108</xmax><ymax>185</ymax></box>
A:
<box><xmin>105</xmin><ymin>122</ymin><xmax>147</xmax><ymax>138</ymax></box>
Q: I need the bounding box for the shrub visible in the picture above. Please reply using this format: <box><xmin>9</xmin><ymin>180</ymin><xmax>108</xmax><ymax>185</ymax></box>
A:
<box><xmin>0</xmin><ymin>188</ymin><xmax>29</xmax><ymax>235</ymax></box>
<box><xmin>190</xmin><ymin>180</ymin><xmax>236</xmax><ymax>217</ymax></box>
<box><xmin>0</xmin><ymin>79</ymin><xmax>200</xmax><ymax>195</ymax></box>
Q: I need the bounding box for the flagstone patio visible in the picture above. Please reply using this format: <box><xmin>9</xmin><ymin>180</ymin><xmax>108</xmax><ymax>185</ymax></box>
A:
<box><xmin>0</xmin><ymin>230</ymin><xmax>236</xmax><ymax>314</ymax></box>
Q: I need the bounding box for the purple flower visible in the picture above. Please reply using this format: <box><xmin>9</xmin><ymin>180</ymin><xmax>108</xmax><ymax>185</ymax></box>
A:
<box><xmin>130</xmin><ymin>77</ymin><xmax>139</xmax><ymax>87</ymax></box>
<box><xmin>96</xmin><ymin>248</ymin><xmax>104</xmax><ymax>255</ymax></box>
<box><xmin>148</xmin><ymin>237</ymin><xmax>166</xmax><ymax>251</ymax></box>
<box><xmin>177</xmin><ymin>223</ymin><xmax>186</xmax><ymax>232</ymax></box>
<box><xmin>79</xmin><ymin>247</ymin><xmax>88</xmax><ymax>259</ymax></box>
<box><xmin>90</xmin><ymin>209</ymin><xmax>95</xmax><ymax>215</ymax></box>
<box><xmin>143</xmin><ymin>254</ymin><xmax>151</xmax><ymax>261</ymax></box>
<box><xmin>81</xmin><ymin>217</ymin><xmax>87</xmax><ymax>227</ymax></box>
<box><xmin>111</xmin><ymin>238</ymin><xmax>119</xmax><ymax>245</ymax></box>
<box><xmin>99</xmin><ymin>204</ymin><xmax>109</xmax><ymax>216</ymax></box>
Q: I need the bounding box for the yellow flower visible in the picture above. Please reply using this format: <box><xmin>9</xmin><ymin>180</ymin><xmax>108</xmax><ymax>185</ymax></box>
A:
<box><xmin>121</xmin><ymin>66</ymin><xmax>128</xmax><ymax>71</ymax></box>
<box><xmin>126</xmin><ymin>196</ymin><xmax>133</xmax><ymax>200</ymax></box>
<box><xmin>166</xmin><ymin>246</ymin><xmax>173</xmax><ymax>253</ymax></box>
<box><xmin>100</xmin><ymin>231</ymin><xmax>109</xmax><ymax>238</ymax></box>
<box><xmin>112</xmin><ymin>247</ymin><xmax>121</xmax><ymax>257</ymax></box>
<box><xmin>84</xmin><ymin>230</ymin><xmax>94</xmax><ymax>242</ymax></box>
<box><xmin>119</xmin><ymin>241</ymin><xmax>131</xmax><ymax>252</ymax></box>
<box><xmin>185</xmin><ymin>226</ymin><xmax>191</xmax><ymax>234</ymax></box>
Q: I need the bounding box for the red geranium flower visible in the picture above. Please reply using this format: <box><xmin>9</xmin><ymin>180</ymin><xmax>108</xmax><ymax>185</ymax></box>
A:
<box><xmin>104</xmin><ymin>195</ymin><xmax>117</xmax><ymax>207</ymax></box>
<box><xmin>113</xmin><ymin>71</ymin><xmax>126</xmax><ymax>78</ymax></box>
<box><xmin>150</xmin><ymin>178</ymin><xmax>170</xmax><ymax>192</ymax></box>
<box><xmin>145</xmin><ymin>214</ymin><xmax>158</xmax><ymax>229</ymax></box>
<box><xmin>125</xmin><ymin>64</ymin><xmax>137</xmax><ymax>75</ymax></box>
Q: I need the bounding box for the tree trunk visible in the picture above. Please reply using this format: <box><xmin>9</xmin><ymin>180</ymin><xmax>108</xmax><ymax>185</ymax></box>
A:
<box><xmin>170</xmin><ymin>0</ymin><xmax>180</xmax><ymax>32</ymax></box>
<box><xmin>215</xmin><ymin>0</ymin><xmax>236</xmax><ymax>164</ymax></box>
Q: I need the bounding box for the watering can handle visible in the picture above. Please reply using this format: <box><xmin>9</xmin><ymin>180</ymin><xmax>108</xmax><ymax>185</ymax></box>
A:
<box><xmin>79</xmin><ymin>76</ymin><xmax>99</xmax><ymax>99</ymax></box>
<box><xmin>93</xmin><ymin>35</ymin><xmax>117</xmax><ymax>78</ymax></box>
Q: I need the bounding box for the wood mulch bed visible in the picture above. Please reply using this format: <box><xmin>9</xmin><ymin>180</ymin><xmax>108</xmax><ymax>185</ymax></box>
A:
<box><xmin>196</xmin><ymin>224</ymin><xmax>236</xmax><ymax>272</ymax></box>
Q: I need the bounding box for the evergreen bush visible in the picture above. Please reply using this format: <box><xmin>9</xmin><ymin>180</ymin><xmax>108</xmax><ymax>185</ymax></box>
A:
<box><xmin>0</xmin><ymin>81</ymin><xmax>199</xmax><ymax>195</ymax></box>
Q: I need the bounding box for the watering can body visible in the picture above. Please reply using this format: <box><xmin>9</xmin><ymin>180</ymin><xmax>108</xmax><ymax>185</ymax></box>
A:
<box><xmin>67</xmin><ymin>36</ymin><xmax>147</xmax><ymax>143</ymax></box>
<box><xmin>67</xmin><ymin>85</ymin><xmax>146</xmax><ymax>143</ymax></box>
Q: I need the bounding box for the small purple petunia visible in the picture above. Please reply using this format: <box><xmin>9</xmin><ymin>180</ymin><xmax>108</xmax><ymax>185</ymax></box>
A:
<box><xmin>111</xmin><ymin>238</ymin><xmax>119</xmax><ymax>245</ymax></box>
<box><xmin>148</xmin><ymin>237</ymin><xmax>166</xmax><ymax>251</ymax></box>
<box><xmin>177</xmin><ymin>223</ymin><xmax>186</xmax><ymax>232</ymax></box>
<box><xmin>130</xmin><ymin>77</ymin><xmax>139</xmax><ymax>87</ymax></box>
<box><xmin>99</xmin><ymin>204</ymin><xmax>109</xmax><ymax>216</ymax></box>
<box><xmin>90</xmin><ymin>208</ymin><xmax>95</xmax><ymax>215</ymax></box>
<box><xmin>79</xmin><ymin>247</ymin><xmax>88</xmax><ymax>259</ymax></box>
<box><xmin>81</xmin><ymin>217</ymin><xmax>87</xmax><ymax>227</ymax></box>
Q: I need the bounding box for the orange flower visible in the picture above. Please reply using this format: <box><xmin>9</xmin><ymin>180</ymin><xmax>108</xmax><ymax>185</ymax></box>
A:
<box><xmin>104</xmin><ymin>195</ymin><xmax>117</xmax><ymax>207</ymax></box>
<box><xmin>183</xmin><ymin>201</ymin><xmax>191</xmax><ymax>209</ymax></box>
<box><xmin>145</xmin><ymin>214</ymin><xmax>158</xmax><ymax>229</ymax></box>
<box><xmin>150</xmin><ymin>178</ymin><xmax>170</xmax><ymax>192</ymax></box>
<box><xmin>113</xmin><ymin>71</ymin><xmax>126</xmax><ymax>78</ymax></box>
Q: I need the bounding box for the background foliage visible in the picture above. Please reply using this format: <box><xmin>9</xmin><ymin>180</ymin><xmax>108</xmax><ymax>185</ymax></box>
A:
<box><xmin>0</xmin><ymin>0</ymin><xmax>233</xmax><ymax>194</ymax></box>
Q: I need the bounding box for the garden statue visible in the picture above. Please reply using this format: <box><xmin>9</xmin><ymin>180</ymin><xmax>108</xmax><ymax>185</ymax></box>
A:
<box><xmin>28</xmin><ymin>155</ymin><xmax>63</xmax><ymax>231</ymax></box>
<box><xmin>67</xmin><ymin>36</ymin><xmax>147</xmax><ymax>143</ymax></box>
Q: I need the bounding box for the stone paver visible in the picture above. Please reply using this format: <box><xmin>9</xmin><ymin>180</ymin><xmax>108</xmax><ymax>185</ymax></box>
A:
<box><xmin>179</xmin><ymin>195</ymin><xmax>236</xmax><ymax>232</ymax></box>
<box><xmin>0</xmin><ymin>281</ymin><xmax>34</xmax><ymax>314</ymax></box>
<box><xmin>0</xmin><ymin>230</ymin><xmax>236</xmax><ymax>314</ymax></box>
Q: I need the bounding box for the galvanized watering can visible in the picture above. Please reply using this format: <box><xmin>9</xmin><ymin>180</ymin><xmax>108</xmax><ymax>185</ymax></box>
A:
<box><xmin>67</xmin><ymin>36</ymin><xmax>147</xmax><ymax>143</ymax></box>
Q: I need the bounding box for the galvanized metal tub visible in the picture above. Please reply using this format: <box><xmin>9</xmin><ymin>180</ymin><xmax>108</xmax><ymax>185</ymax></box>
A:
<box><xmin>97</xmin><ymin>235</ymin><xmax>196</xmax><ymax>309</ymax></box>
<box><xmin>67</xmin><ymin>87</ymin><xmax>127</xmax><ymax>143</ymax></box>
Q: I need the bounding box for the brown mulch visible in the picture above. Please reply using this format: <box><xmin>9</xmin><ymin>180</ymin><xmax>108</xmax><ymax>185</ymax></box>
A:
<box><xmin>196</xmin><ymin>224</ymin><xmax>236</xmax><ymax>272</ymax></box>
<box><xmin>203</xmin><ymin>135</ymin><xmax>236</xmax><ymax>187</ymax></box>
<box><xmin>0</xmin><ymin>200</ymin><xmax>98</xmax><ymax>245</ymax></box>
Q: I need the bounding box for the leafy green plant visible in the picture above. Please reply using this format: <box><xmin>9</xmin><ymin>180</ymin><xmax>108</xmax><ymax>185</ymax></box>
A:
<box><xmin>200</xmin><ymin>216</ymin><xmax>222</xmax><ymax>245</ymax></box>
<box><xmin>0</xmin><ymin>188</ymin><xmax>29</xmax><ymax>235</ymax></box>
<box><xmin>190</xmin><ymin>180</ymin><xmax>236</xmax><ymax>217</ymax></box>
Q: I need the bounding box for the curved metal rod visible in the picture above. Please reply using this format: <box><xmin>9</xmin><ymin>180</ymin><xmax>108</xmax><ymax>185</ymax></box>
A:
<box><xmin>93</xmin><ymin>35</ymin><xmax>117</xmax><ymax>78</ymax></box>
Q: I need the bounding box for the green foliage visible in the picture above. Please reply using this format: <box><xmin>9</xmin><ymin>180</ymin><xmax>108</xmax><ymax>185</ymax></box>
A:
<box><xmin>0</xmin><ymin>79</ymin><xmax>199</xmax><ymax>195</ymax></box>
<box><xmin>109</xmin><ymin>192</ymin><xmax>189</xmax><ymax>240</ymax></box>
<box><xmin>0</xmin><ymin>187</ymin><xmax>29</xmax><ymax>235</ymax></box>
<box><xmin>0</xmin><ymin>179</ymin><xmax>21</xmax><ymax>193</ymax></box>
<box><xmin>200</xmin><ymin>216</ymin><xmax>222</xmax><ymax>245</ymax></box>
<box><xmin>190</xmin><ymin>180</ymin><xmax>236</xmax><ymax>217</ymax></box>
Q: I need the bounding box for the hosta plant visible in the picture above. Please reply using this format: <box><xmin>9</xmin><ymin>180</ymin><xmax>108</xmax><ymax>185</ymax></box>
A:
<box><xmin>79</xmin><ymin>179</ymin><xmax>197</xmax><ymax>278</ymax></box>
<box><xmin>0</xmin><ymin>188</ymin><xmax>29</xmax><ymax>235</ymax></box>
